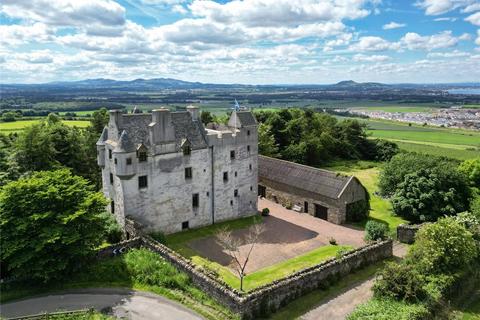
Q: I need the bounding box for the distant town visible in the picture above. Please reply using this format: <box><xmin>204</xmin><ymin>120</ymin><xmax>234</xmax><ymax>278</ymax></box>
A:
<box><xmin>345</xmin><ymin>107</ymin><xmax>480</xmax><ymax>130</ymax></box>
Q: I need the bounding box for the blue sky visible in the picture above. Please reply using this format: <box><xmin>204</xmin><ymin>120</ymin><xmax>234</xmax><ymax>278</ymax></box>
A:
<box><xmin>0</xmin><ymin>0</ymin><xmax>479</xmax><ymax>84</ymax></box>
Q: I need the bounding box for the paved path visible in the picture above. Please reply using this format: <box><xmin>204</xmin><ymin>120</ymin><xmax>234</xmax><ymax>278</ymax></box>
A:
<box><xmin>301</xmin><ymin>242</ymin><xmax>407</xmax><ymax>320</ymax></box>
<box><xmin>0</xmin><ymin>288</ymin><xmax>203</xmax><ymax>320</ymax></box>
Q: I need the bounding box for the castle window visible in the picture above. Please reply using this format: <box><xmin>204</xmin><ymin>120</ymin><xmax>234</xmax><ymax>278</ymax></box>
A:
<box><xmin>114</xmin><ymin>158</ymin><xmax>117</xmax><ymax>165</ymax></box>
<box><xmin>182</xmin><ymin>221</ymin><xmax>189</xmax><ymax>230</ymax></box>
<box><xmin>247</xmin><ymin>145</ymin><xmax>250</xmax><ymax>152</ymax></box>
<box><xmin>249</xmin><ymin>164</ymin><xmax>252</xmax><ymax>171</ymax></box>
<box><xmin>223</xmin><ymin>172</ymin><xmax>228</xmax><ymax>182</ymax></box>
<box><xmin>250</xmin><ymin>186</ymin><xmax>253</xmax><ymax>191</ymax></box>
<box><xmin>230</xmin><ymin>150</ymin><xmax>235</xmax><ymax>160</ymax></box>
<box><xmin>185</xmin><ymin>167</ymin><xmax>192</xmax><ymax>179</ymax></box>
<box><xmin>111</xmin><ymin>201</ymin><xmax>115</xmax><ymax>214</ymax></box>
<box><xmin>138</xmin><ymin>175</ymin><xmax>148</xmax><ymax>189</ymax></box>
<box><xmin>109</xmin><ymin>149</ymin><xmax>112</xmax><ymax>159</ymax></box>
<box><xmin>126</xmin><ymin>158</ymin><xmax>132</xmax><ymax>165</ymax></box>
<box><xmin>234</xmin><ymin>189</ymin><xmax>238</xmax><ymax>197</ymax></box>
<box><xmin>183</xmin><ymin>146</ymin><xmax>191</xmax><ymax>156</ymax></box>
<box><xmin>206</xmin><ymin>191</ymin><xmax>209</xmax><ymax>197</ymax></box>
<box><xmin>235</xmin><ymin>171</ymin><xmax>237</xmax><ymax>177</ymax></box>
<box><xmin>192</xmin><ymin>193</ymin><xmax>199</xmax><ymax>208</ymax></box>
<box><xmin>138</xmin><ymin>151</ymin><xmax>147</xmax><ymax>162</ymax></box>
<box><xmin>110</xmin><ymin>173</ymin><xmax>113</xmax><ymax>184</ymax></box>
<box><xmin>230</xmin><ymin>200</ymin><xmax>233</xmax><ymax>206</ymax></box>
<box><xmin>247</xmin><ymin>130</ymin><xmax>250</xmax><ymax>136</ymax></box>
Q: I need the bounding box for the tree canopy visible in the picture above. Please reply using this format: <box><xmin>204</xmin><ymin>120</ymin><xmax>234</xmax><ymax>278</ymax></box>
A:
<box><xmin>0</xmin><ymin>169</ymin><xmax>112</xmax><ymax>282</ymax></box>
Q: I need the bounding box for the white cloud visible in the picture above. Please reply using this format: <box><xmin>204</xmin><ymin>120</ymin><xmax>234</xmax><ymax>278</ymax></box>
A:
<box><xmin>349</xmin><ymin>36</ymin><xmax>396</xmax><ymax>52</ymax></box>
<box><xmin>476</xmin><ymin>30</ymin><xmax>480</xmax><ymax>45</ymax></box>
<box><xmin>463</xmin><ymin>3</ymin><xmax>480</xmax><ymax>12</ymax></box>
<box><xmin>172</xmin><ymin>4</ymin><xmax>188</xmax><ymax>14</ymax></box>
<box><xmin>427</xmin><ymin>50</ymin><xmax>470</xmax><ymax>57</ymax></box>
<box><xmin>0</xmin><ymin>0</ymin><xmax>126</xmax><ymax>27</ymax></box>
<box><xmin>465</xmin><ymin>11</ymin><xmax>480</xmax><ymax>26</ymax></box>
<box><xmin>383</xmin><ymin>21</ymin><xmax>406</xmax><ymax>29</ymax></box>
<box><xmin>415</xmin><ymin>0</ymin><xmax>475</xmax><ymax>15</ymax></box>
<box><xmin>399</xmin><ymin>31</ymin><xmax>461</xmax><ymax>50</ymax></box>
<box><xmin>433</xmin><ymin>17</ymin><xmax>458</xmax><ymax>21</ymax></box>
<box><xmin>0</xmin><ymin>23</ymin><xmax>55</xmax><ymax>47</ymax></box>
<box><xmin>352</xmin><ymin>54</ymin><xmax>391</xmax><ymax>62</ymax></box>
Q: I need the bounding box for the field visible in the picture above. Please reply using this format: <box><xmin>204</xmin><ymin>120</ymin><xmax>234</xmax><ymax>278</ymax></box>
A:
<box><xmin>352</xmin><ymin>106</ymin><xmax>433</xmax><ymax>113</ymax></box>
<box><xmin>0</xmin><ymin>120</ymin><xmax>91</xmax><ymax>133</ymax></box>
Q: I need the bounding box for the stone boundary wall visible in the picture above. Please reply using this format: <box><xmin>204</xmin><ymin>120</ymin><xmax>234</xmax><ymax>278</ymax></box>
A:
<box><xmin>397</xmin><ymin>223</ymin><xmax>424</xmax><ymax>244</ymax></box>
<box><xmin>125</xmin><ymin>217</ymin><xmax>393</xmax><ymax>318</ymax></box>
<box><xmin>96</xmin><ymin>237</ymin><xmax>142</xmax><ymax>259</ymax></box>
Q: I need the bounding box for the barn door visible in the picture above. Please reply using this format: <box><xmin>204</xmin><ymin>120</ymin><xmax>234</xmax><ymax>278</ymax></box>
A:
<box><xmin>314</xmin><ymin>204</ymin><xmax>328</xmax><ymax>220</ymax></box>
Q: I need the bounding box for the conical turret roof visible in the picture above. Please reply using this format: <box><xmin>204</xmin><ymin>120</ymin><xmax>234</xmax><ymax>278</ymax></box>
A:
<box><xmin>115</xmin><ymin>130</ymin><xmax>135</xmax><ymax>153</ymax></box>
<box><xmin>96</xmin><ymin>127</ymin><xmax>108</xmax><ymax>146</ymax></box>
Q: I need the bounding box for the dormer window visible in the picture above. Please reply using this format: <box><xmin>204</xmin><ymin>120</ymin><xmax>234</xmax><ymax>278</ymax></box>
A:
<box><xmin>183</xmin><ymin>146</ymin><xmax>191</xmax><ymax>156</ymax></box>
<box><xmin>138</xmin><ymin>151</ymin><xmax>147</xmax><ymax>162</ymax></box>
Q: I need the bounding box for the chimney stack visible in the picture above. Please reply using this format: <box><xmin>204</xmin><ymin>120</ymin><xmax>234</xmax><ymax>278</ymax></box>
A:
<box><xmin>187</xmin><ymin>105</ymin><xmax>199</xmax><ymax>121</ymax></box>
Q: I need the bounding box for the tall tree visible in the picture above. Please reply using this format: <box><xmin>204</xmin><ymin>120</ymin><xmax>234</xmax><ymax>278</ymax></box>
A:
<box><xmin>257</xmin><ymin>123</ymin><xmax>279</xmax><ymax>157</ymax></box>
<box><xmin>0</xmin><ymin>169</ymin><xmax>111</xmax><ymax>282</ymax></box>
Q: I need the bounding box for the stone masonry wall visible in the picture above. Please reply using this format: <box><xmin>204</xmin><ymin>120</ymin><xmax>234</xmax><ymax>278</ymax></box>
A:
<box><xmin>397</xmin><ymin>223</ymin><xmax>425</xmax><ymax>244</ymax></box>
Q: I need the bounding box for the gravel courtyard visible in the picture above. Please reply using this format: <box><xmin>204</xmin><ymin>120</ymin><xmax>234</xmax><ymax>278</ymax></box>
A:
<box><xmin>188</xmin><ymin>198</ymin><xmax>365</xmax><ymax>273</ymax></box>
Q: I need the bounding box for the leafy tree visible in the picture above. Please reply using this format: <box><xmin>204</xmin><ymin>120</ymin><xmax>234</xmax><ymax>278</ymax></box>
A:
<box><xmin>0</xmin><ymin>169</ymin><xmax>111</xmax><ymax>282</ymax></box>
<box><xmin>391</xmin><ymin>167</ymin><xmax>470</xmax><ymax>222</ymax></box>
<box><xmin>471</xmin><ymin>194</ymin><xmax>480</xmax><ymax>219</ymax></box>
<box><xmin>458</xmin><ymin>158</ymin><xmax>480</xmax><ymax>187</ymax></box>
<box><xmin>89</xmin><ymin>108</ymin><xmax>109</xmax><ymax>134</ymax></box>
<box><xmin>200</xmin><ymin>111</ymin><xmax>215</xmax><ymax>125</ymax></box>
<box><xmin>379</xmin><ymin>153</ymin><xmax>455</xmax><ymax>197</ymax></box>
<box><xmin>373</xmin><ymin>139</ymin><xmax>399</xmax><ymax>162</ymax></box>
<box><xmin>2</xmin><ymin>111</ymin><xmax>17</xmax><ymax>122</ymax></box>
<box><xmin>409</xmin><ymin>217</ymin><xmax>477</xmax><ymax>274</ymax></box>
<box><xmin>257</xmin><ymin>123</ymin><xmax>279</xmax><ymax>157</ymax></box>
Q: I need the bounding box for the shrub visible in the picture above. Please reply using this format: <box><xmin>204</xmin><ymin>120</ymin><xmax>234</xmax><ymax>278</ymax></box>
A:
<box><xmin>364</xmin><ymin>221</ymin><xmax>389</xmax><ymax>241</ymax></box>
<box><xmin>373</xmin><ymin>139</ymin><xmax>400</xmax><ymax>162</ymax></box>
<box><xmin>458</xmin><ymin>158</ymin><xmax>480</xmax><ymax>187</ymax></box>
<box><xmin>261</xmin><ymin>208</ymin><xmax>270</xmax><ymax>216</ymax></box>
<box><xmin>346</xmin><ymin>197</ymin><xmax>370</xmax><ymax>222</ymax></box>
<box><xmin>347</xmin><ymin>298</ymin><xmax>429</xmax><ymax>320</ymax></box>
<box><xmin>410</xmin><ymin>217</ymin><xmax>477</xmax><ymax>274</ymax></box>
<box><xmin>329</xmin><ymin>237</ymin><xmax>337</xmax><ymax>245</ymax></box>
<box><xmin>150</xmin><ymin>231</ymin><xmax>167</xmax><ymax>244</ymax></box>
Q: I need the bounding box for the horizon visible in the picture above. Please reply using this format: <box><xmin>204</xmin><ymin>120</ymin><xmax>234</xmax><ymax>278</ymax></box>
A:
<box><xmin>1</xmin><ymin>0</ymin><xmax>480</xmax><ymax>84</ymax></box>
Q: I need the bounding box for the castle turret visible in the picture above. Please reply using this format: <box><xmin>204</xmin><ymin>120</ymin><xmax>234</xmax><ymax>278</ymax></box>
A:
<box><xmin>113</xmin><ymin>130</ymin><xmax>136</xmax><ymax>178</ymax></box>
<box><xmin>96</xmin><ymin>127</ymin><xmax>108</xmax><ymax>168</ymax></box>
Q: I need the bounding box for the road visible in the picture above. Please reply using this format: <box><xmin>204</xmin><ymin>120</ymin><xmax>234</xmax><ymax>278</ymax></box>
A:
<box><xmin>0</xmin><ymin>288</ymin><xmax>203</xmax><ymax>320</ymax></box>
<box><xmin>301</xmin><ymin>242</ymin><xmax>407</xmax><ymax>320</ymax></box>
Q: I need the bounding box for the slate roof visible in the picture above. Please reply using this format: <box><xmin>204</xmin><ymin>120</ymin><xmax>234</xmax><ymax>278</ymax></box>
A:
<box><xmin>258</xmin><ymin>156</ymin><xmax>353</xmax><ymax>199</ymax></box>
<box><xmin>115</xmin><ymin>130</ymin><xmax>135</xmax><ymax>153</ymax></box>
<box><xmin>114</xmin><ymin>112</ymin><xmax>208</xmax><ymax>150</ymax></box>
<box><xmin>236</xmin><ymin>111</ymin><xmax>257</xmax><ymax>126</ymax></box>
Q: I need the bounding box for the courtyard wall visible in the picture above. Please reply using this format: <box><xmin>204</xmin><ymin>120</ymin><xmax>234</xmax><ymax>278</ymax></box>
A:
<box><xmin>126</xmin><ymin>217</ymin><xmax>393</xmax><ymax>319</ymax></box>
<box><xmin>397</xmin><ymin>223</ymin><xmax>425</xmax><ymax>244</ymax></box>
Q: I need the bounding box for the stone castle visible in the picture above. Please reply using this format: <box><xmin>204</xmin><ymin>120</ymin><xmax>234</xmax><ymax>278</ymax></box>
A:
<box><xmin>97</xmin><ymin>106</ymin><xmax>258</xmax><ymax>234</ymax></box>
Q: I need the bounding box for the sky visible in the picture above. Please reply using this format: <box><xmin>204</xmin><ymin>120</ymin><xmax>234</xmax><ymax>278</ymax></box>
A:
<box><xmin>0</xmin><ymin>0</ymin><xmax>479</xmax><ymax>84</ymax></box>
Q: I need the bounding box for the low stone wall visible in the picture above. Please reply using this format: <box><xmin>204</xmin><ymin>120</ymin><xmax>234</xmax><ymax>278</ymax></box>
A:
<box><xmin>140</xmin><ymin>234</ymin><xmax>392</xmax><ymax>319</ymax></box>
<box><xmin>96</xmin><ymin>237</ymin><xmax>142</xmax><ymax>259</ymax></box>
<box><xmin>397</xmin><ymin>224</ymin><xmax>424</xmax><ymax>244</ymax></box>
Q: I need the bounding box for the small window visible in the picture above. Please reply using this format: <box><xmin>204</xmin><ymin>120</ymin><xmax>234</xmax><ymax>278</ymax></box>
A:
<box><xmin>235</xmin><ymin>171</ymin><xmax>237</xmax><ymax>177</ymax></box>
<box><xmin>192</xmin><ymin>193</ymin><xmax>199</xmax><ymax>208</ymax></box>
<box><xmin>138</xmin><ymin>151</ymin><xmax>147</xmax><ymax>162</ymax></box>
<box><xmin>206</xmin><ymin>191</ymin><xmax>209</xmax><ymax>197</ymax></box>
<box><xmin>250</xmin><ymin>186</ymin><xmax>253</xmax><ymax>191</ymax></box>
<box><xmin>247</xmin><ymin>130</ymin><xmax>250</xmax><ymax>136</ymax></box>
<box><xmin>249</xmin><ymin>164</ymin><xmax>252</xmax><ymax>171</ymax></box>
<box><xmin>111</xmin><ymin>201</ymin><xmax>115</xmax><ymax>214</ymax></box>
<box><xmin>114</xmin><ymin>158</ymin><xmax>117</xmax><ymax>165</ymax></box>
<box><xmin>230</xmin><ymin>200</ymin><xmax>233</xmax><ymax>206</ymax></box>
<box><xmin>138</xmin><ymin>175</ymin><xmax>148</xmax><ymax>189</ymax></box>
<box><xmin>183</xmin><ymin>146</ymin><xmax>191</xmax><ymax>156</ymax></box>
<box><xmin>182</xmin><ymin>221</ymin><xmax>189</xmax><ymax>230</ymax></box>
<box><xmin>110</xmin><ymin>173</ymin><xmax>113</xmax><ymax>184</ymax></box>
<box><xmin>223</xmin><ymin>172</ymin><xmax>228</xmax><ymax>182</ymax></box>
<box><xmin>126</xmin><ymin>158</ymin><xmax>132</xmax><ymax>165</ymax></box>
<box><xmin>185</xmin><ymin>167</ymin><xmax>192</xmax><ymax>179</ymax></box>
<box><xmin>234</xmin><ymin>189</ymin><xmax>238</xmax><ymax>197</ymax></box>
<box><xmin>108</xmin><ymin>149</ymin><xmax>112</xmax><ymax>159</ymax></box>
<box><xmin>247</xmin><ymin>145</ymin><xmax>250</xmax><ymax>152</ymax></box>
<box><xmin>304</xmin><ymin>201</ymin><xmax>309</xmax><ymax>213</ymax></box>
<box><xmin>230</xmin><ymin>150</ymin><xmax>235</xmax><ymax>160</ymax></box>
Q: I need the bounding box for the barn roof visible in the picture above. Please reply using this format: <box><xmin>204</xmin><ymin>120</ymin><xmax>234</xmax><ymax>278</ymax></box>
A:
<box><xmin>258</xmin><ymin>156</ymin><xmax>354</xmax><ymax>199</ymax></box>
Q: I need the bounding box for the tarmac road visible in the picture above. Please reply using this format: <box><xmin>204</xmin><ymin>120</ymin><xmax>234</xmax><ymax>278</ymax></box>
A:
<box><xmin>0</xmin><ymin>288</ymin><xmax>203</xmax><ymax>320</ymax></box>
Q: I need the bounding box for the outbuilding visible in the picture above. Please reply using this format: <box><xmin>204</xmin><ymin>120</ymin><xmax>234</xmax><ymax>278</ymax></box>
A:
<box><xmin>258</xmin><ymin>156</ymin><xmax>368</xmax><ymax>224</ymax></box>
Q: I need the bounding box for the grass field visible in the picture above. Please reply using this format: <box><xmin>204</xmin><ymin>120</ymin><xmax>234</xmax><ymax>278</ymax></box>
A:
<box><xmin>322</xmin><ymin>160</ymin><xmax>407</xmax><ymax>235</ymax></box>
<box><xmin>165</xmin><ymin>216</ymin><xmax>350</xmax><ymax>292</ymax></box>
<box><xmin>353</xmin><ymin>106</ymin><xmax>433</xmax><ymax>113</ymax></box>
<box><xmin>0</xmin><ymin>120</ymin><xmax>91</xmax><ymax>133</ymax></box>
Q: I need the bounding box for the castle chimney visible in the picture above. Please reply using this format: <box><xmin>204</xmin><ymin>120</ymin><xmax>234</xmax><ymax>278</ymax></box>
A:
<box><xmin>187</xmin><ymin>105</ymin><xmax>199</xmax><ymax>121</ymax></box>
<box><xmin>109</xmin><ymin>110</ymin><xmax>123</xmax><ymax>128</ymax></box>
<box><xmin>150</xmin><ymin>108</ymin><xmax>175</xmax><ymax>144</ymax></box>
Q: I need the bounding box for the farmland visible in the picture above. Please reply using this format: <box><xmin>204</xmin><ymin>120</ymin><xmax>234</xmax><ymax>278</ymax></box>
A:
<box><xmin>0</xmin><ymin>120</ymin><xmax>91</xmax><ymax>133</ymax></box>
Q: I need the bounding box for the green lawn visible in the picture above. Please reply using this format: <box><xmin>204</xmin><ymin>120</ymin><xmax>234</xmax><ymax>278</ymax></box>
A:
<box><xmin>164</xmin><ymin>216</ymin><xmax>352</xmax><ymax>291</ymax></box>
<box><xmin>322</xmin><ymin>160</ymin><xmax>407</xmax><ymax>235</ymax></box>
<box><xmin>457</xmin><ymin>289</ymin><xmax>480</xmax><ymax>320</ymax></box>
<box><xmin>394</xmin><ymin>141</ymin><xmax>480</xmax><ymax>160</ymax></box>
<box><xmin>0</xmin><ymin>120</ymin><xmax>91</xmax><ymax>132</ymax></box>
